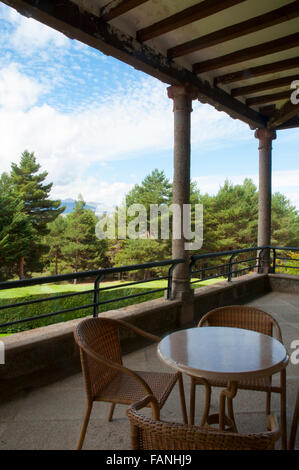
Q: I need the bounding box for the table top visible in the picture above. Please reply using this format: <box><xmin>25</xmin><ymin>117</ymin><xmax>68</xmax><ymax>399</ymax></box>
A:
<box><xmin>158</xmin><ymin>327</ymin><xmax>289</xmax><ymax>381</ymax></box>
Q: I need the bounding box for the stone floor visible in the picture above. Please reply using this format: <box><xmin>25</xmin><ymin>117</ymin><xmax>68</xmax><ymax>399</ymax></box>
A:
<box><xmin>0</xmin><ymin>291</ymin><xmax>298</xmax><ymax>450</ymax></box>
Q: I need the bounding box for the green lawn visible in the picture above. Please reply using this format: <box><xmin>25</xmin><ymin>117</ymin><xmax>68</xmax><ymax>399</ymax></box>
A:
<box><xmin>0</xmin><ymin>277</ymin><xmax>225</xmax><ymax>299</ymax></box>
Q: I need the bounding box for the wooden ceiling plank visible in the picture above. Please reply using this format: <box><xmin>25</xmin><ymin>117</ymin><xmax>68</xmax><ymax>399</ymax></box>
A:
<box><xmin>246</xmin><ymin>90</ymin><xmax>291</xmax><ymax>106</ymax></box>
<box><xmin>1</xmin><ymin>0</ymin><xmax>267</xmax><ymax>130</ymax></box>
<box><xmin>168</xmin><ymin>1</ymin><xmax>299</xmax><ymax>59</ymax></box>
<box><xmin>268</xmin><ymin>99</ymin><xmax>299</xmax><ymax>128</ymax></box>
<box><xmin>193</xmin><ymin>32</ymin><xmax>299</xmax><ymax>74</ymax></box>
<box><xmin>100</xmin><ymin>0</ymin><xmax>149</xmax><ymax>22</ymax></box>
<box><xmin>231</xmin><ymin>74</ymin><xmax>299</xmax><ymax>97</ymax></box>
<box><xmin>136</xmin><ymin>0</ymin><xmax>246</xmax><ymax>43</ymax></box>
<box><xmin>215</xmin><ymin>57</ymin><xmax>299</xmax><ymax>86</ymax></box>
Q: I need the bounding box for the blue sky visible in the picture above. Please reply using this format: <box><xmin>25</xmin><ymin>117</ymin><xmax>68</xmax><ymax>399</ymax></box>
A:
<box><xmin>0</xmin><ymin>3</ymin><xmax>298</xmax><ymax>212</ymax></box>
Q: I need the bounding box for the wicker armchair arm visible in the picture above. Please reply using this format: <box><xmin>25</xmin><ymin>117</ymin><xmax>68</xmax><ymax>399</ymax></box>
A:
<box><xmin>129</xmin><ymin>394</ymin><xmax>160</xmax><ymax>420</ymax></box>
<box><xmin>78</xmin><ymin>340</ymin><xmax>154</xmax><ymax>396</ymax></box>
<box><xmin>106</xmin><ymin>317</ymin><xmax>161</xmax><ymax>343</ymax></box>
<box><xmin>130</xmin><ymin>394</ymin><xmax>159</xmax><ymax>411</ymax></box>
<box><xmin>267</xmin><ymin>414</ymin><xmax>280</xmax><ymax>435</ymax></box>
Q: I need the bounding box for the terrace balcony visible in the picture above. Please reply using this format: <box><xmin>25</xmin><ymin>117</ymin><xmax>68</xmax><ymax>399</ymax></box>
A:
<box><xmin>1</xmin><ymin>0</ymin><xmax>299</xmax><ymax>452</ymax></box>
<box><xmin>0</xmin><ymin>248</ymin><xmax>298</xmax><ymax>450</ymax></box>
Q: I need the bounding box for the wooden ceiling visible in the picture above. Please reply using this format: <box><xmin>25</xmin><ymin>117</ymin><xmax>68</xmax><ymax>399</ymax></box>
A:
<box><xmin>2</xmin><ymin>0</ymin><xmax>299</xmax><ymax>130</ymax></box>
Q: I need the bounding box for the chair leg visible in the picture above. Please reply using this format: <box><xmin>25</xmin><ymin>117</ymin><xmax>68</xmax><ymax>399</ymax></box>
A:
<box><xmin>107</xmin><ymin>403</ymin><xmax>116</xmax><ymax>422</ymax></box>
<box><xmin>189</xmin><ymin>377</ymin><xmax>196</xmax><ymax>425</ymax></box>
<box><xmin>177</xmin><ymin>373</ymin><xmax>188</xmax><ymax>424</ymax></box>
<box><xmin>77</xmin><ymin>402</ymin><xmax>93</xmax><ymax>450</ymax></box>
<box><xmin>289</xmin><ymin>389</ymin><xmax>299</xmax><ymax>450</ymax></box>
<box><xmin>266</xmin><ymin>391</ymin><xmax>271</xmax><ymax>415</ymax></box>
<box><xmin>280</xmin><ymin>369</ymin><xmax>287</xmax><ymax>450</ymax></box>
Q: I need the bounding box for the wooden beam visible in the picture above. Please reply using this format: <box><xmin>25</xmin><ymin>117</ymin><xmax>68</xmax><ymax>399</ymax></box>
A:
<box><xmin>136</xmin><ymin>0</ymin><xmax>246</xmax><ymax>43</ymax></box>
<box><xmin>214</xmin><ymin>57</ymin><xmax>299</xmax><ymax>86</ymax></box>
<box><xmin>100</xmin><ymin>0</ymin><xmax>149</xmax><ymax>22</ymax></box>
<box><xmin>276</xmin><ymin>116</ymin><xmax>299</xmax><ymax>129</ymax></box>
<box><xmin>2</xmin><ymin>0</ymin><xmax>266</xmax><ymax>129</ymax></box>
<box><xmin>246</xmin><ymin>90</ymin><xmax>291</xmax><ymax>107</ymax></box>
<box><xmin>268</xmin><ymin>99</ymin><xmax>299</xmax><ymax>128</ymax></box>
<box><xmin>168</xmin><ymin>1</ymin><xmax>299</xmax><ymax>59</ymax></box>
<box><xmin>259</xmin><ymin>105</ymin><xmax>276</xmax><ymax>117</ymax></box>
<box><xmin>231</xmin><ymin>74</ymin><xmax>299</xmax><ymax>97</ymax></box>
<box><xmin>193</xmin><ymin>33</ymin><xmax>299</xmax><ymax>74</ymax></box>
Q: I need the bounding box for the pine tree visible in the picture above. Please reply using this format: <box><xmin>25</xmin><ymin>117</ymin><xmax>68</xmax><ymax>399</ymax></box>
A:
<box><xmin>0</xmin><ymin>174</ymin><xmax>33</xmax><ymax>280</ymax></box>
<box><xmin>271</xmin><ymin>193</ymin><xmax>299</xmax><ymax>246</ymax></box>
<box><xmin>10</xmin><ymin>150</ymin><xmax>64</xmax><ymax>277</ymax></box>
<box><xmin>63</xmin><ymin>196</ymin><xmax>108</xmax><ymax>275</ymax></box>
<box><xmin>44</xmin><ymin>216</ymin><xmax>67</xmax><ymax>275</ymax></box>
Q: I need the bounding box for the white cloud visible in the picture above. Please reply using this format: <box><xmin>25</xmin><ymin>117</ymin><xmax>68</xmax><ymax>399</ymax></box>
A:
<box><xmin>7</xmin><ymin>8</ymin><xmax>70</xmax><ymax>55</ymax></box>
<box><xmin>0</xmin><ymin>66</ymin><xmax>248</xmax><ymax>172</ymax></box>
<box><xmin>0</xmin><ymin>63</ymin><xmax>44</xmax><ymax>110</ymax></box>
<box><xmin>0</xmin><ymin>63</ymin><xmax>296</xmax><ymax>211</ymax></box>
<box><xmin>51</xmin><ymin>178</ymin><xmax>133</xmax><ymax>214</ymax></box>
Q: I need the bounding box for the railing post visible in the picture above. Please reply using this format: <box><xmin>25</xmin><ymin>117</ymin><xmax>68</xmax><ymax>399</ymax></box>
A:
<box><xmin>188</xmin><ymin>256</ymin><xmax>196</xmax><ymax>286</ymax></box>
<box><xmin>167</xmin><ymin>264</ymin><xmax>176</xmax><ymax>300</ymax></box>
<box><xmin>258</xmin><ymin>248</ymin><xmax>265</xmax><ymax>273</ymax></box>
<box><xmin>272</xmin><ymin>248</ymin><xmax>276</xmax><ymax>274</ymax></box>
<box><xmin>93</xmin><ymin>274</ymin><xmax>104</xmax><ymax>317</ymax></box>
<box><xmin>228</xmin><ymin>254</ymin><xmax>236</xmax><ymax>282</ymax></box>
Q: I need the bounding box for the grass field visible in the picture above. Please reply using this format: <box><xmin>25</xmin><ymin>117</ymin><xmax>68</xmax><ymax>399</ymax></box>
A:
<box><xmin>0</xmin><ymin>277</ymin><xmax>225</xmax><ymax>335</ymax></box>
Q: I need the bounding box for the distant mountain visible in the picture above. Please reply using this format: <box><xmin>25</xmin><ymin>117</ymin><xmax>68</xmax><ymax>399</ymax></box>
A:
<box><xmin>60</xmin><ymin>199</ymin><xmax>100</xmax><ymax>215</ymax></box>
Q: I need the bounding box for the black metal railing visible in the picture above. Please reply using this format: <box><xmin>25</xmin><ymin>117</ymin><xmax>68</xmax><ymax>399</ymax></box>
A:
<box><xmin>189</xmin><ymin>246</ymin><xmax>299</xmax><ymax>286</ymax></box>
<box><xmin>0</xmin><ymin>258</ymin><xmax>184</xmax><ymax>332</ymax></box>
<box><xmin>189</xmin><ymin>246</ymin><xmax>264</xmax><ymax>285</ymax></box>
<box><xmin>0</xmin><ymin>246</ymin><xmax>298</xmax><ymax>334</ymax></box>
<box><xmin>270</xmin><ymin>246</ymin><xmax>299</xmax><ymax>274</ymax></box>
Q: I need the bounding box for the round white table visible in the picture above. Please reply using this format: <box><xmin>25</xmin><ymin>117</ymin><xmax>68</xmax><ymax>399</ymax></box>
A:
<box><xmin>158</xmin><ymin>326</ymin><xmax>289</xmax><ymax>431</ymax></box>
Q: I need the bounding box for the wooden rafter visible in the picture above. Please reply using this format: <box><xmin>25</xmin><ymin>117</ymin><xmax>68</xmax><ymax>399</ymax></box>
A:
<box><xmin>136</xmin><ymin>0</ymin><xmax>246</xmax><ymax>43</ymax></box>
<box><xmin>168</xmin><ymin>1</ymin><xmax>299</xmax><ymax>59</ymax></box>
<box><xmin>100</xmin><ymin>0</ymin><xmax>149</xmax><ymax>22</ymax></box>
<box><xmin>193</xmin><ymin>33</ymin><xmax>299</xmax><ymax>74</ymax></box>
<box><xmin>268</xmin><ymin>99</ymin><xmax>299</xmax><ymax>129</ymax></box>
<box><xmin>231</xmin><ymin>74</ymin><xmax>299</xmax><ymax>97</ymax></box>
<box><xmin>246</xmin><ymin>90</ymin><xmax>291</xmax><ymax>107</ymax></box>
<box><xmin>214</xmin><ymin>57</ymin><xmax>299</xmax><ymax>86</ymax></box>
<box><xmin>1</xmin><ymin>0</ymin><xmax>266</xmax><ymax>130</ymax></box>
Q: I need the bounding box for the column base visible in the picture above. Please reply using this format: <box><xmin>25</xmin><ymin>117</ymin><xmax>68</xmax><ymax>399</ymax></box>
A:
<box><xmin>171</xmin><ymin>280</ymin><xmax>195</xmax><ymax>326</ymax></box>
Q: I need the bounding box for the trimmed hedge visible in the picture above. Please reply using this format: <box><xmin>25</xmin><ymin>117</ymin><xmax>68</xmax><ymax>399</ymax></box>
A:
<box><xmin>0</xmin><ymin>286</ymin><xmax>165</xmax><ymax>334</ymax></box>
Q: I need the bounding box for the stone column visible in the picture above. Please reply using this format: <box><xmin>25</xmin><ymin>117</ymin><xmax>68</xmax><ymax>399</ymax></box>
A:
<box><xmin>254</xmin><ymin>128</ymin><xmax>276</xmax><ymax>273</ymax></box>
<box><xmin>167</xmin><ymin>84</ymin><xmax>198</xmax><ymax>300</ymax></box>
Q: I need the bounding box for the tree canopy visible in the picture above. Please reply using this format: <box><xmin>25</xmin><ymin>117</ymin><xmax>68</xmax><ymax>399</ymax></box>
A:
<box><xmin>0</xmin><ymin>160</ymin><xmax>298</xmax><ymax>281</ymax></box>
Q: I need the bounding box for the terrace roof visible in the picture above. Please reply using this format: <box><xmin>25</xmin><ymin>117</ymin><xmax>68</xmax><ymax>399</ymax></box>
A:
<box><xmin>2</xmin><ymin>0</ymin><xmax>299</xmax><ymax>130</ymax></box>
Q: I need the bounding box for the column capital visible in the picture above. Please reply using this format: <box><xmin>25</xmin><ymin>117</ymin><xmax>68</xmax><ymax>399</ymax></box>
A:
<box><xmin>254</xmin><ymin>128</ymin><xmax>277</xmax><ymax>150</ymax></box>
<box><xmin>167</xmin><ymin>84</ymin><xmax>199</xmax><ymax>112</ymax></box>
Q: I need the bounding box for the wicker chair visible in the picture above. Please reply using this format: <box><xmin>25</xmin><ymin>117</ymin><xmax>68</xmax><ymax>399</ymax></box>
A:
<box><xmin>189</xmin><ymin>305</ymin><xmax>287</xmax><ymax>449</ymax></box>
<box><xmin>127</xmin><ymin>395</ymin><xmax>281</xmax><ymax>450</ymax></box>
<box><xmin>74</xmin><ymin>317</ymin><xmax>187</xmax><ymax>450</ymax></box>
<box><xmin>289</xmin><ymin>387</ymin><xmax>299</xmax><ymax>450</ymax></box>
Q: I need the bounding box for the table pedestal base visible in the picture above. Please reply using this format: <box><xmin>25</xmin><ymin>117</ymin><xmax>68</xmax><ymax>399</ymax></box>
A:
<box><xmin>196</xmin><ymin>378</ymin><xmax>238</xmax><ymax>432</ymax></box>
